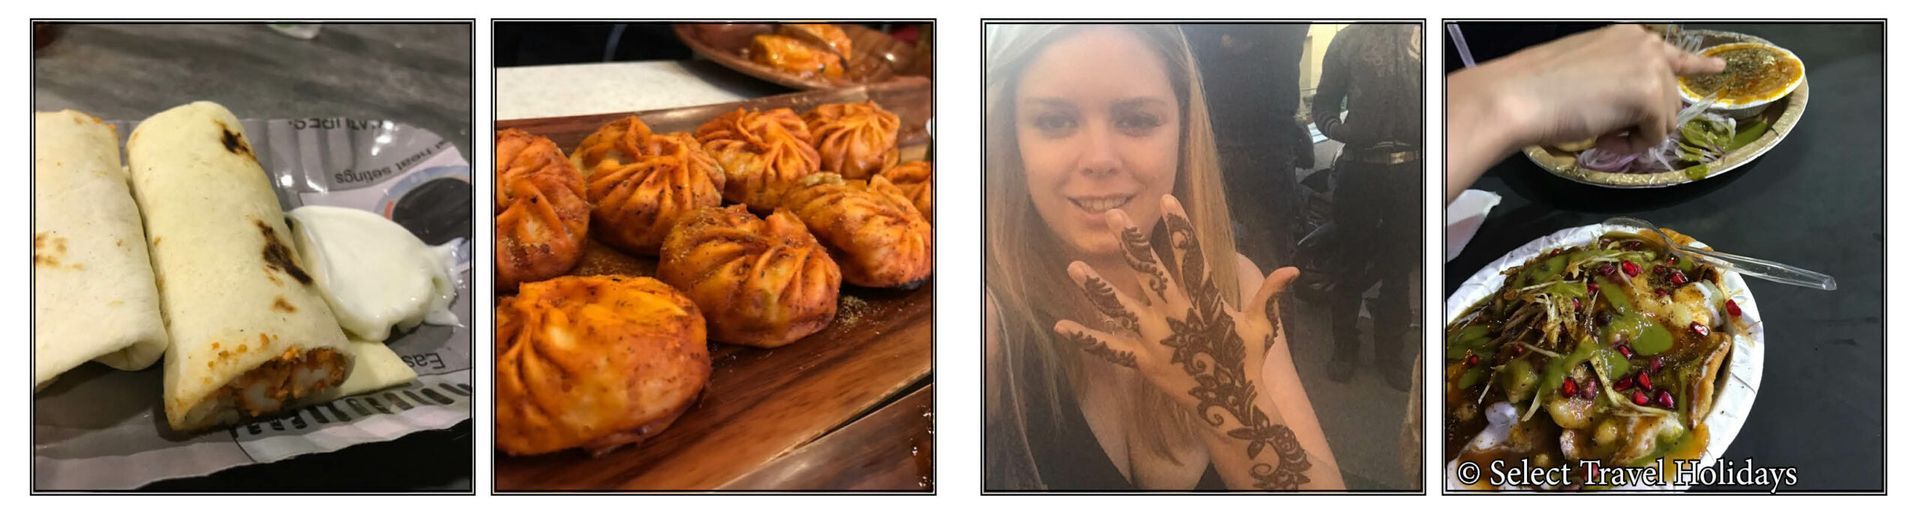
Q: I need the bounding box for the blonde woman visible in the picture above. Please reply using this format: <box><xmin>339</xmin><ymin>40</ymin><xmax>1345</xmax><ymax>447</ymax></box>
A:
<box><xmin>985</xmin><ymin>24</ymin><xmax>1343</xmax><ymax>491</ymax></box>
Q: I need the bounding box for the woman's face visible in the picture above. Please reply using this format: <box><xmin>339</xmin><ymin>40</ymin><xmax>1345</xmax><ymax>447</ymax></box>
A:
<box><xmin>1016</xmin><ymin>27</ymin><xmax>1180</xmax><ymax>257</ymax></box>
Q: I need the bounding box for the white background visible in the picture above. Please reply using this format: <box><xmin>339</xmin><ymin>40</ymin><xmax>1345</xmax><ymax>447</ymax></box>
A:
<box><xmin>2</xmin><ymin>0</ymin><xmax>1907</xmax><ymax>507</ymax></box>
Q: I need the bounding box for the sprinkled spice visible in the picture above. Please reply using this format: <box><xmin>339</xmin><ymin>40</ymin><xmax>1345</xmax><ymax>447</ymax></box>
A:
<box><xmin>1681</xmin><ymin>43</ymin><xmax>1801</xmax><ymax>104</ymax></box>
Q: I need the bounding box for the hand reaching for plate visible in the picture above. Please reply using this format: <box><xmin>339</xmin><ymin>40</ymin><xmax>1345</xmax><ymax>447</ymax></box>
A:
<box><xmin>1447</xmin><ymin>24</ymin><xmax>1726</xmax><ymax>202</ymax></box>
<box><xmin>1052</xmin><ymin>194</ymin><xmax>1312</xmax><ymax>489</ymax></box>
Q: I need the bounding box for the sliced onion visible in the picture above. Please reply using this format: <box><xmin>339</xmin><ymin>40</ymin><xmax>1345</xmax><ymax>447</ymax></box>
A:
<box><xmin>1577</xmin><ymin>147</ymin><xmax>1637</xmax><ymax>172</ymax></box>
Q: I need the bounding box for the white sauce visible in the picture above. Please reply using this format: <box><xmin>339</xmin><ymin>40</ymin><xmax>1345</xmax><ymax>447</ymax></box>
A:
<box><xmin>286</xmin><ymin>206</ymin><xmax>457</xmax><ymax>341</ymax></box>
<box><xmin>1447</xmin><ymin>402</ymin><xmax>1522</xmax><ymax>490</ymax></box>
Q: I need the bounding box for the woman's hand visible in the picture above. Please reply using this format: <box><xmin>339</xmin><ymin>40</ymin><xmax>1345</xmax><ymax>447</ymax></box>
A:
<box><xmin>1447</xmin><ymin>24</ymin><xmax>1725</xmax><ymax>202</ymax></box>
<box><xmin>1053</xmin><ymin>195</ymin><xmax>1312</xmax><ymax>489</ymax></box>
<box><xmin>1483</xmin><ymin>24</ymin><xmax>1726</xmax><ymax>150</ymax></box>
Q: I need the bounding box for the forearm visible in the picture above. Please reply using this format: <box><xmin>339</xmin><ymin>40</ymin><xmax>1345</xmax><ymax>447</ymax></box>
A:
<box><xmin>1312</xmin><ymin>42</ymin><xmax>1353</xmax><ymax>145</ymax></box>
<box><xmin>1309</xmin><ymin>90</ymin><xmax>1350</xmax><ymax>145</ymax></box>
<box><xmin>1444</xmin><ymin>64</ymin><xmax>1528</xmax><ymax>203</ymax></box>
<box><xmin>1312</xmin><ymin>111</ymin><xmax>1349</xmax><ymax>144</ymax></box>
<box><xmin>1192</xmin><ymin>347</ymin><xmax>1344</xmax><ymax>491</ymax></box>
<box><xmin>1258</xmin><ymin>340</ymin><xmax>1345</xmax><ymax>489</ymax></box>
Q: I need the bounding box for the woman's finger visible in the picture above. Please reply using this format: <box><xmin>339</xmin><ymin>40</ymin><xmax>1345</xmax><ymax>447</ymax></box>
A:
<box><xmin>1054</xmin><ymin>319</ymin><xmax>1142</xmax><ymax>369</ymax></box>
<box><xmin>1242</xmin><ymin>266</ymin><xmax>1302</xmax><ymax>322</ymax></box>
<box><xmin>1664</xmin><ymin>43</ymin><xmax>1727</xmax><ymax>76</ymax></box>
<box><xmin>1105</xmin><ymin>209</ymin><xmax>1176</xmax><ymax>306</ymax></box>
<box><xmin>1234</xmin><ymin>266</ymin><xmax>1302</xmax><ymax>350</ymax></box>
<box><xmin>1628</xmin><ymin>81</ymin><xmax>1672</xmax><ymax>152</ymax></box>
<box><xmin>1158</xmin><ymin>195</ymin><xmax>1218</xmax><ymax>309</ymax></box>
<box><xmin>1068</xmin><ymin>260</ymin><xmax>1146</xmax><ymax>335</ymax></box>
<box><xmin>1661</xmin><ymin>71</ymin><xmax>1683</xmax><ymax>130</ymax></box>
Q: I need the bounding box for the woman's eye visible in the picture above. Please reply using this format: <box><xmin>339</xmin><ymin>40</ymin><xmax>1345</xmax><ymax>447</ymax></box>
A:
<box><xmin>1030</xmin><ymin>113</ymin><xmax>1078</xmax><ymax>136</ymax></box>
<box><xmin>1115</xmin><ymin>113</ymin><xmax>1164</xmax><ymax>136</ymax></box>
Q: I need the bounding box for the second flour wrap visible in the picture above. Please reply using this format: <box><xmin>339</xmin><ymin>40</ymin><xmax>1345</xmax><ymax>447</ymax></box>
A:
<box><xmin>128</xmin><ymin>102</ymin><xmax>358</xmax><ymax>431</ymax></box>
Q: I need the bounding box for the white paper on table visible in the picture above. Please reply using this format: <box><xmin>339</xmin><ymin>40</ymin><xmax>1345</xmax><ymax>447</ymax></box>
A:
<box><xmin>1445</xmin><ymin>190</ymin><xmax>1502</xmax><ymax>262</ymax></box>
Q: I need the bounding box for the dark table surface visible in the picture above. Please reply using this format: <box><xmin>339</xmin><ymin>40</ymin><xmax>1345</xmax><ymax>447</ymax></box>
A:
<box><xmin>32</xmin><ymin>22</ymin><xmax>474</xmax><ymax>492</ymax></box>
<box><xmin>33</xmin><ymin>22</ymin><xmax>474</xmax><ymax>160</ymax></box>
<box><xmin>1444</xmin><ymin>23</ymin><xmax>1884</xmax><ymax>492</ymax></box>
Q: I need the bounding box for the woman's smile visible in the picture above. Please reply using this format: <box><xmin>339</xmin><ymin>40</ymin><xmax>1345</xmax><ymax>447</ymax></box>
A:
<box><xmin>1069</xmin><ymin>193</ymin><xmax>1134</xmax><ymax>216</ymax></box>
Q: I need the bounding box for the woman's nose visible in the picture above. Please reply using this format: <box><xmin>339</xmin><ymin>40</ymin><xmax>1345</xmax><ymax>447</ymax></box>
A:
<box><xmin>1077</xmin><ymin>123</ymin><xmax>1121</xmax><ymax>178</ymax></box>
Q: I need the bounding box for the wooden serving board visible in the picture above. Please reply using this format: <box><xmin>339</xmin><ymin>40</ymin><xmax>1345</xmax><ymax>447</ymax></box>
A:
<box><xmin>494</xmin><ymin>80</ymin><xmax>934</xmax><ymax>492</ymax></box>
<box><xmin>726</xmin><ymin>385</ymin><xmax>933</xmax><ymax>490</ymax></box>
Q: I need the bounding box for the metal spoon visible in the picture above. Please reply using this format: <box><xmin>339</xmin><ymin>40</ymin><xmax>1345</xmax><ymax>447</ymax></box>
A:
<box><xmin>1604</xmin><ymin>217</ymin><xmax>1836</xmax><ymax>290</ymax></box>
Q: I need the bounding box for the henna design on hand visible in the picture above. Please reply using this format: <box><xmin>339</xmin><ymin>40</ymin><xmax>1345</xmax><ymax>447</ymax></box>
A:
<box><xmin>1119</xmin><ymin>224</ymin><xmax>1168</xmax><ymax>301</ymax></box>
<box><xmin>1058</xmin><ymin>329</ymin><xmax>1138</xmax><ymax>369</ymax></box>
<box><xmin>1156</xmin><ymin>207</ymin><xmax>1312</xmax><ymax>490</ymax></box>
<box><xmin>1077</xmin><ymin>274</ymin><xmax>1140</xmax><ymax>334</ymax></box>
<box><xmin>1264</xmin><ymin>292</ymin><xmax>1285</xmax><ymax>351</ymax></box>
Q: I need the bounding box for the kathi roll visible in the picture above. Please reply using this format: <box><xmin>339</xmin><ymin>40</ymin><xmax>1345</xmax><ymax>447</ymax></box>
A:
<box><xmin>33</xmin><ymin>110</ymin><xmax>169</xmax><ymax>389</ymax></box>
<box><xmin>127</xmin><ymin>101</ymin><xmax>358</xmax><ymax>432</ymax></box>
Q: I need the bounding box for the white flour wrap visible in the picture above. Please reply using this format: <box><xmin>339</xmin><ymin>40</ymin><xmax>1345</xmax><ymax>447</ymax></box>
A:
<box><xmin>33</xmin><ymin>110</ymin><xmax>169</xmax><ymax>389</ymax></box>
<box><xmin>128</xmin><ymin>101</ymin><xmax>358</xmax><ymax>432</ymax></box>
<box><xmin>322</xmin><ymin>339</ymin><xmax>420</xmax><ymax>401</ymax></box>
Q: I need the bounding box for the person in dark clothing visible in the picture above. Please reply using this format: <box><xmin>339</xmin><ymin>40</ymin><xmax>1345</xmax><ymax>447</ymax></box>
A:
<box><xmin>1311</xmin><ymin>24</ymin><xmax>1422</xmax><ymax>390</ymax></box>
<box><xmin>1185</xmin><ymin>24</ymin><xmax>1311</xmax><ymax>273</ymax></box>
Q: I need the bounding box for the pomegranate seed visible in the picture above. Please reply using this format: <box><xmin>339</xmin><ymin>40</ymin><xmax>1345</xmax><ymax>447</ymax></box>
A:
<box><xmin>1654</xmin><ymin>288</ymin><xmax>1670</xmax><ymax>298</ymax></box>
<box><xmin>1636</xmin><ymin>370</ymin><xmax>1653</xmax><ymax>391</ymax></box>
<box><xmin>1691</xmin><ymin>322</ymin><xmax>1710</xmax><ymax>337</ymax></box>
<box><xmin>1667</xmin><ymin>255</ymin><xmax>1678</xmax><ymax>266</ymax></box>
<box><xmin>1669</xmin><ymin>271</ymin><xmax>1685</xmax><ymax>286</ymax></box>
<box><xmin>1572</xmin><ymin>298</ymin><xmax>1583</xmax><ymax>311</ymax></box>
<box><xmin>1726</xmin><ymin>299</ymin><xmax>1742</xmax><ymax>318</ymax></box>
<box><xmin>1656</xmin><ymin>390</ymin><xmax>1676</xmax><ymax>409</ymax></box>
<box><xmin>1632</xmin><ymin>390</ymin><xmax>1651</xmax><ymax>406</ymax></box>
<box><xmin>1649</xmin><ymin>358</ymin><xmax>1664</xmax><ymax>374</ymax></box>
<box><xmin>1561</xmin><ymin>377</ymin><xmax>1578</xmax><ymax>398</ymax></box>
<box><xmin>1613</xmin><ymin>376</ymin><xmax>1633</xmax><ymax>392</ymax></box>
<box><xmin>1616</xmin><ymin>345</ymin><xmax>1634</xmax><ymax>359</ymax></box>
<box><xmin>1626</xmin><ymin>241</ymin><xmax>1643</xmax><ymax>250</ymax></box>
<box><xmin>1587</xmin><ymin>281</ymin><xmax>1598</xmax><ymax>295</ymax></box>
<box><xmin>1581</xmin><ymin>379</ymin><xmax>1598</xmax><ymax>400</ymax></box>
<box><xmin>1622</xmin><ymin>261</ymin><xmax>1641</xmax><ymax>277</ymax></box>
<box><xmin>1465</xmin><ymin>352</ymin><xmax>1479</xmax><ymax>366</ymax></box>
<box><xmin>1598</xmin><ymin>263</ymin><xmax>1617</xmax><ymax>276</ymax></box>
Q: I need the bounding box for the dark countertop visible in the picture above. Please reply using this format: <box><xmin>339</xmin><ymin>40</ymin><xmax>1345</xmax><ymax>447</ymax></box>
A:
<box><xmin>33</xmin><ymin>22</ymin><xmax>473</xmax><ymax>160</ymax></box>
<box><xmin>1445</xmin><ymin>23</ymin><xmax>1884</xmax><ymax>492</ymax></box>
<box><xmin>32</xmin><ymin>22</ymin><xmax>474</xmax><ymax>493</ymax></box>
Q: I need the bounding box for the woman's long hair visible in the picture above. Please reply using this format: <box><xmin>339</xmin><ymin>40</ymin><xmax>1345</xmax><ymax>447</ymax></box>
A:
<box><xmin>985</xmin><ymin>24</ymin><xmax>1244</xmax><ymax>485</ymax></box>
